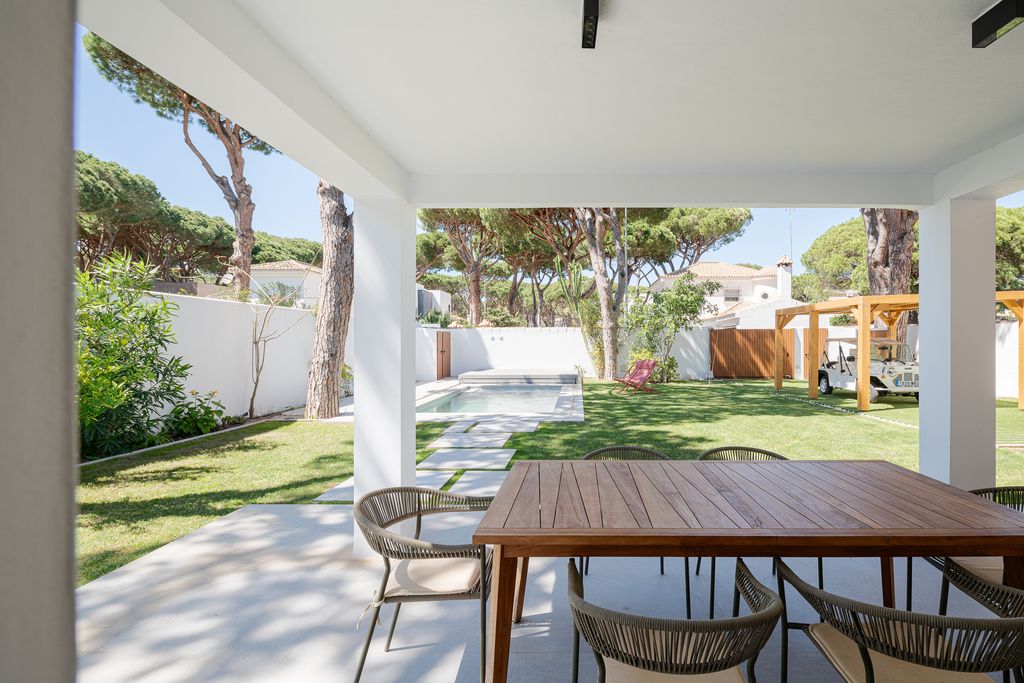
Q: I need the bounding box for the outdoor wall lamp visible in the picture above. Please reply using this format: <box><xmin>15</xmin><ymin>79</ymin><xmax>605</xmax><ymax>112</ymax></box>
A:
<box><xmin>582</xmin><ymin>0</ymin><xmax>599</xmax><ymax>48</ymax></box>
<box><xmin>973</xmin><ymin>0</ymin><xmax>1024</xmax><ymax>47</ymax></box>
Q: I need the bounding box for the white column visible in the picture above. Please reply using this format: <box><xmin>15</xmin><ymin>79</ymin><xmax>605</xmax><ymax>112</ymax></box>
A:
<box><xmin>0</xmin><ymin>0</ymin><xmax>77</xmax><ymax>680</ymax></box>
<box><xmin>352</xmin><ymin>197</ymin><xmax>417</xmax><ymax>555</ymax></box>
<box><xmin>918</xmin><ymin>198</ymin><xmax>996</xmax><ymax>488</ymax></box>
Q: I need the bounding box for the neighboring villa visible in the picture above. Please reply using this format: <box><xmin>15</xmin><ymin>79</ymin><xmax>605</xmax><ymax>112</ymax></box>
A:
<box><xmin>652</xmin><ymin>256</ymin><xmax>802</xmax><ymax>328</ymax></box>
<box><xmin>250</xmin><ymin>259</ymin><xmax>322</xmax><ymax>308</ymax></box>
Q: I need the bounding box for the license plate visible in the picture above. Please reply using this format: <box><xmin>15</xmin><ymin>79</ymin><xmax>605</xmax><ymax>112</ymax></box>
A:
<box><xmin>895</xmin><ymin>380</ymin><xmax>918</xmax><ymax>387</ymax></box>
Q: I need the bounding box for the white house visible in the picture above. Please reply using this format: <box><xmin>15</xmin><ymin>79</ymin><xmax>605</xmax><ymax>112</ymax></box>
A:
<box><xmin>415</xmin><ymin>284</ymin><xmax>452</xmax><ymax>318</ymax></box>
<box><xmin>653</xmin><ymin>256</ymin><xmax>801</xmax><ymax>328</ymax></box>
<box><xmin>249</xmin><ymin>259</ymin><xmax>322</xmax><ymax>308</ymax></box>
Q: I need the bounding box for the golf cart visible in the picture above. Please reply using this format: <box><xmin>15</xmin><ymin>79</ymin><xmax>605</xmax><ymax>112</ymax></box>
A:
<box><xmin>818</xmin><ymin>337</ymin><xmax>919</xmax><ymax>403</ymax></box>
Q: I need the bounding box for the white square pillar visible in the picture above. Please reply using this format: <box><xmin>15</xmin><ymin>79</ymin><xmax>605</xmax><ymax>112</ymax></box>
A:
<box><xmin>352</xmin><ymin>197</ymin><xmax>417</xmax><ymax>554</ymax></box>
<box><xmin>918</xmin><ymin>198</ymin><xmax>996</xmax><ymax>488</ymax></box>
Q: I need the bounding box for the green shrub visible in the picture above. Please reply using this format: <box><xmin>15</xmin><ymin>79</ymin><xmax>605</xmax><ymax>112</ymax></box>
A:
<box><xmin>418</xmin><ymin>308</ymin><xmax>452</xmax><ymax>327</ymax></box>
<box><xmin>628</xmin><ymin>348</ymin><xmax>679</xmax><ymax>383</ymax></box>
<box><xmin>76</xmin><ymin>253</ymin><xmax>190</xmax><ymax>458</ymax></box>
<box><xmin>830</xmin><ymin>314</ymin><xmax>857</xmax><ymax>326</ymax></box>
<box><xmin>163</xmin><ymin>390</ymin><xmax>225</xmax><ymax>438</ymax></box>
<box><xmin>482</xmin><ymin>308</ymin><xmax>524</xmax><ymax>328</ymax></box>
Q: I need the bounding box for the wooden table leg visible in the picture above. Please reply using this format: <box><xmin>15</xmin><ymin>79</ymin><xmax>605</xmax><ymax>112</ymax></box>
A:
<box><xmin>880</xmin><ymin>556</ymin><xmax>895</xmax><ymax>608</ymax></box>
<box><xmin>1004</xmin><ymin>556</ymin><xmax>1024</xmax><ymax>589</ymax></box>
<box><xmin>513</xmin><ymin>557</ymin><xmax>529</xmax><ymax>623</ymax></box>
<box><xmin>486</xmin><ymin>545</ymin><xmax>517</xmax><ymax>683</ymax></box>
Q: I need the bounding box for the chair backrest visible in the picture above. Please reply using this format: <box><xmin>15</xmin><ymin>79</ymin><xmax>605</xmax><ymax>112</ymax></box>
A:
<box><xmin>698</xmin><ymin>446</ymin><xmax>787</xmax><ymax>462</ymax></box>
<box><xmin>568</xmin><ymin>558</ymin><xmax>781</xmax><ymax>676</ymax></box>
<box><xmin>776</xmin><ymin>559</ymin><xmax>1024</xmax><ymax>675</ymax></box>
<box><xmin>972</xmin><ymin>486</ymin><xmax>1024</xmax><ymax>513</ymax></box>
<box><xmin>354</xmin><ymin>486</ymin><xmax>490</xmax><ymax>559</ymax></box>
<box><xmin>582</xmin><ymin>446</ymin><xmax>669</xmax><ymax>461</ymax></box>
<box><xmin>621</xmin><ymin>359</ymin><xmax>655</xmax><ymax>381</ymax></box>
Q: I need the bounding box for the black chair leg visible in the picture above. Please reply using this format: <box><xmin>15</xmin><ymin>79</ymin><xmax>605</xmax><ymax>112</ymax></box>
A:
<box><xmin>572</xmin><ymin>626</ymin><xmax>580</xmax><ymax>683</ymax></box>
<box><xmin>684</xmin><ymin>557</ymin><xmax>692</xmax><ymax>619</ymax></box>
<box><xmin>939</xmin><ymin>574</ymin><xmax>950</xmax><ymax>616</ymax></box>
<box><xmin>732</xmin><ymin>584</ymin><xmax>740</xmax><ymax>618</ymax></box>
<box><xmin>383</xmin><ymin>603</ymin><xmax>402</xmax><ymax>652</ymax></box>
<box><xmin>905</xmin><ymin>557</ymin><xmax>913</xmax><ymax>612</ymax></box>
<box><xmin>480</xmin><ymin>585</ymin><xmax>487</xmax><ymax>683</ymax></box>
<box><xmin>584</xmin><ymin>557</ymin><xmax>590</xmax><ymax>575</ymax></box>
<box><xmin>695</xmin><ymin>556</ymin><xmax>702</xmax><ymax>575</ymax></box>
<box><xmin>817</xmin><ymin>557</ymin><xmax>824</xmax><ymax>589</ymax></box>
<box><xmin>659</xmin><ymin>556</ymin><xmax>665</xmax><ymax>575</ymax></box>
<box><xmin>775</xmin><ymin>559</ymin><xmax>789</xmax><ymax>683</ymax></box>
<box><xmin>709</xmin><ymin>556</ymin><xmax>717</xmax><ymax>619</ymax></box>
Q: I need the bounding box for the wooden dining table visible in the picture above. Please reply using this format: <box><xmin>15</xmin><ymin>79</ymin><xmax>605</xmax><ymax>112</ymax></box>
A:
<box><xmin>472</xmin><ymin>459</ymin><xmax>1024</xmax><ymax>683</ymax></box>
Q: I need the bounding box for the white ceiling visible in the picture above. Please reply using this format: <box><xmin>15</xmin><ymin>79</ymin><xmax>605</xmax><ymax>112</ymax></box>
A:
<box><xmin>234</xmin><ymin>0</ymin><xmax>1024</xmax><ymax>177</ymax></box>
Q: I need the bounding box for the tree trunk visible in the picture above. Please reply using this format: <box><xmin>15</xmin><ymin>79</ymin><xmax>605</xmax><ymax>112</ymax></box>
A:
<box><xmin>305</xmin><ymin>179</ymin><xmax>354</xmax><ymax>419</ymax></box>
<box><xmin>229</xmin><ymin>192</ymin><xmax>255</xmax><ymax>293</ymax></box>
<box><xmin>861</xmin><ymin>208</ymin><xmax>917</xmax><ymax>343</ymax></box>
<box><xmin>579</xmin><ymin>208</ymin><xmax>628</xmax><ymax>379</ymax></box>
<box><xmin>467</xmin><ymin>264</ymin><xmax>482</xmax><ymax>326</ymax></box>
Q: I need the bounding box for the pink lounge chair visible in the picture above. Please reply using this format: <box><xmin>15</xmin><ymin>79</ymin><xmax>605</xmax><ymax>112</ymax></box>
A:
<box><xmin>611</xmin><ymin>359</ymin><xmax>658</xmax><ymax>394</ymax></box>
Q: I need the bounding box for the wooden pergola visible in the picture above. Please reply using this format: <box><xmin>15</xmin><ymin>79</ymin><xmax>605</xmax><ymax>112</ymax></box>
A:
<box><xmin>774</xmin><ymin>292</ymin><xmax>1024</xmax><ymax>412</ymax></box>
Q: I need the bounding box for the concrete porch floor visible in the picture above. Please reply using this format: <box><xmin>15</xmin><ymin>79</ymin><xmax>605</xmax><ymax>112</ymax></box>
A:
<box><xmin>77</xmin><ymin>504</ymin><xmax>1001</xmax><ymax>682</ymax></box>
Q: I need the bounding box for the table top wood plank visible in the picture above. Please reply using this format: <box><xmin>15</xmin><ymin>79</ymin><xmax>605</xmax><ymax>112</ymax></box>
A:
<box><xmin>477</xmin><ymin>462</ymin><xmax>531</xmax><ymax>530</ymax></box>
<box><xmin>552</xmin><ymin>463</ymin><xmax>590</xmax><ymax>529</ymax></box>
<box><xmin>712</xmin><ymin>462</ymin><xmax>825</xmax><ymax>529</ymax></box>
<box><xmin>662</xmin><ymin>464</ymin><xmax>749</xmax><ymax>528</ymax></box>
<box><xmin>635</xmin><ymin>462</ymin><xmax>702</xmax><ymax>528</ymax></box>
<box><xmin>572</xmin><ymin>461</ymin><xmax>603</xmax><ymax>528</ymax></box>
<box><xmin>744</xmin><ymin>462</ymin><xmax>877</xmax><ymax>529</ymax></box>
<box><xmin>629</xmin><ymin>462</ymin><xmax>691</xmax><ymax>528</ymax></box>
<box><xmin>857</xmin><ymin>461</ymin><xmax>1024</xmax><ymax>529</ymax></box>
<box><xmin>723</xmin><ymin>462</ymin><xmax>865</xmax><ymax>529</ymax></box>
<box><xmin>504</xmin><ymin>462</ymin><xmax>541</xmax><ymax>529</ymax></box>
<box><xmin>693</xmin><ymin>462</ymin><xmax>783</xmax><ymax>529</ymax></box>
<box><xmin>538</xmin><ymin>462</ymin><xmax>561</xmax><ymax>529</ymax></box>
<box><xmin>593</xmin><ymin>462</ymin><xmax>642</xmax><ymax>528</ymax></box>
<box><xmin>602</xmin><ymin>461</ymin><xmax>653</xmax><ymax>528</ymax></box>
<box><xmin>784</xmin><ymin>463</ymin><xmax>929</xmax><ymax>529</ymax></box>
<box><xmin>812</xmin><ymin>462</ymin><xmax>975</xmax><ymax>529</ymax></box>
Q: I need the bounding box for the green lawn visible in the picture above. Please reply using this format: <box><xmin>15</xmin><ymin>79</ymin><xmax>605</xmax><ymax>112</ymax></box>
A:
<box><xmin>76</xmin><ymin>420</ymin><xmax>447</xmax><ymax>585</ymax></box>
<box><xmin>771</xmin><ymin>379</ymin><xmax>1024</xmax><ymax>444</ymax></box>
<box><xmin>77</xmin><ymin>380</ymin><xmax>1022</xmax><ymax>585</ymax></box>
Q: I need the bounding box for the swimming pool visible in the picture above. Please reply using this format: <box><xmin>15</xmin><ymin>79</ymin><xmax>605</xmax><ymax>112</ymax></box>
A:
<box><xmin>418</xmin><ymin>384</ymin><xmax>563</xmax><ymax>414</ymax></box>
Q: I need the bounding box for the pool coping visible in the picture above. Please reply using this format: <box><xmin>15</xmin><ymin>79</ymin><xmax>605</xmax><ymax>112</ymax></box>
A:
<box><xmin>414</xmin><ymin>381</ymin><xmax>584</xmax><ymax>423</ymax></box>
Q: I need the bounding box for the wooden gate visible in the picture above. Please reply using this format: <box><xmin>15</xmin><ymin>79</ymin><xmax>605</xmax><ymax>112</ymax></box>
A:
<box><xmin>710</xmin><ymin>328</ymin><xmax>794</xmax><ymax>379</ymax></box>
<box><xmin>436</xmin><ymin>330</ymin><xmax>451</xmax><ymax>379</ymax></box>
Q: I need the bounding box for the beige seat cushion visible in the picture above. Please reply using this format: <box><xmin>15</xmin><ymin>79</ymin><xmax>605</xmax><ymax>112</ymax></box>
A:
<box><xmin>603</xmin><ymin>659</ymin><xmax>744</xmax><ymax>682</ymax></box>
<box><xmin>948</xmin><ymin>556</ymin><xmax>1004</xmax><ymax>584</ymax></box>
<box><xmin>385</xmin><ymin>557</ymin><xmax>481</xmax><ymax>598</ymax></box>
<box><xmin>807</xmin><ymin>623</ymin><xmax>992</xmax><ymax>683</ymax></box>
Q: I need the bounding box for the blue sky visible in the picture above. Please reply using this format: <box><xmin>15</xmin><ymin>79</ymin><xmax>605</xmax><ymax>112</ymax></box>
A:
<box><xmin>74</xmin><ymin>24</ymin><xmax>1024</xmax><ymax>275</ymax></box>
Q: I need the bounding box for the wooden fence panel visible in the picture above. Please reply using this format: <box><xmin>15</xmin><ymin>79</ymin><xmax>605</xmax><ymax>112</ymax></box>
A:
<box><xmin>710</xmin><ymin>328</ymin><xmax>794</xmax><ymax>379</ymax></box>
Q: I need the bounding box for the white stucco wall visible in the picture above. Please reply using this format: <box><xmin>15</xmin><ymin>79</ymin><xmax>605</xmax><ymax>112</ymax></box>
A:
<box><xmin>153</xmin><ymin>292</ymin><xmax>315</xmax><ymax>417</ymax></box>
<box><xmin>250</xmin><ymin>269</ymin><xmax>321</xmax><ymax>308</ymax></box>
<box><xmin>670</xmin><ymin>328</ymin><xmax>712</xmax><ymax>380</ymax></box>
<box><xmin>416</xmin><ymin>327</ymin><xmax>439</xmax><ymax>382</ymax></box>
<box><xmin>996</xmin><ymin>321</ymin><xmax>1019</xmax><ymax>399</ymax></box>
<box><xmin>446</xmin><ymin>327</ymin><xmax>598</xmax><ymax>377</ymax></box>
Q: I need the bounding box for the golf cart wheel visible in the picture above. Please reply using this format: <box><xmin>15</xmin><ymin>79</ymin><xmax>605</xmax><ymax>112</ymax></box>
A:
<box><xmin>818</xmin><ymin>373</ymin><xmax>833</xmax><ymax>395</ymax></box>
<box><xmin>913</xmin><ymin>392</ymin><xmax>920</xmax><ymax>402</ymax></box>
<box><xmin>869</xmin><ymin>385</ymin><xmax>879</xmax><ymax>403</ymax></box>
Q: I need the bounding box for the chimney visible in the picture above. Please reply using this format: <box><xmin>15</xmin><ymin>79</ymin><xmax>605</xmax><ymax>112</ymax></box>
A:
<box><xmin>776</xmin><ymin>255</ymin><xmax>793</xmax><ymax>300</ymax></box>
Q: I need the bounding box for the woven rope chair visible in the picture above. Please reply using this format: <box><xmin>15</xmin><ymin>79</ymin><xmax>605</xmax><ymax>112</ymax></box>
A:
<box><xmin>694</xmin><ymin>446</ymin><xmax>825</xmax><ymax>620</ymax></box>
<box><xmin>353</xmin><ymin>486</ymin><xmax>493</xmax><ymax>682</ymax></box>
<box><xmin>568</xmin><ymin>558</ymin><xmax>782</xmax><ymax>683</ymax></box>
<box><xmin>932</xmin><ymin>486</ymin><xmax>1024</xmax><ymax>616</ymax></box>
<box><xmin>775</xmin><ymin>558</ymin><xmax>1024</xmax><ymax>683</ymax></box>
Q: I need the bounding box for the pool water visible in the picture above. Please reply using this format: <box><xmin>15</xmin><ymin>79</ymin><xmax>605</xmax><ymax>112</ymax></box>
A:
<box><xmin>418</xmin><ymin>384</ymin><xmax>563</xmax><ymax>414</ymax></box>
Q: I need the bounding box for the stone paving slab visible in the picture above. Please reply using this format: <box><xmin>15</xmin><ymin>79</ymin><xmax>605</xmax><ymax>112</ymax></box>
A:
<box><xmin>471</xmin><ymin>420</ymin><xmax>540</xmax><ymax>433</ymax></box>
<box><xmin>443</xmin><ymin>420</ymin><xmax>477</xmax><ymax>434</ymax></box>
<box><xmin>426</xmin><ymin>432</ymin><xmax>512</xmax><ymax>449</ymax></box>
<box><xmin>417</xmin><ymin>448</ymin><xmax>515</xmax><ymax>470</ymax></box>
<box><xmin>447</xmin><ymin>470</ymin><xmax>509</xmax><ymax>497</ymax></box>
<box><xmin>315</xmin><ymin>470</ymin><xmax>454</xmax><ymax>502</ymax></box>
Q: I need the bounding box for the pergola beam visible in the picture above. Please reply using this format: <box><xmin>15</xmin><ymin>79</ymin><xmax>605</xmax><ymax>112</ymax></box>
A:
<box><xmin>774</xmin><ymin>291</ymin><xmax>1024</xmax><ymax>411</ymax></box>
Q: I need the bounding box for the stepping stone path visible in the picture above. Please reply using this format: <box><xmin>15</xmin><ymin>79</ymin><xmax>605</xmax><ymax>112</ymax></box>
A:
<box><xmin>448</xmin><ymin>470</ymin><xmax>508</xmax><ymax>497</ymax></box>
<box><xmin>471</xmin><ymin>419</ymin><xmax>540</xmax><ymax>433</ymax></box>
<box><xmin>426</xmin><ymin>432</ymin><xmax>513</xmax><ymax>449</ymax></box>
<box><xmin>315</xmin><ymin>470</ymin><xmax>454</xmax><ymax>502</ymax></box>
<box><xmin>418</xmin><ymin>448</ymin><xmax>515</xmax><ymax>470</ymax></box>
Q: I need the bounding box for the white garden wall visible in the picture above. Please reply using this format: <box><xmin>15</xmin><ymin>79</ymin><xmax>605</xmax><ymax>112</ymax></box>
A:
<box><xmin>996</xmin><ymin>321</ymin><xmax>1019</xmax><ymax>399</ymax></box>
<box><xmin>447</xmin><ymin>327</ymin><xmax>598</xmax><ymax>377</ymax></box>
<box><xmin>153</xmin><ymin>292</ymin><xmax>315</xmax><ymax>417</ymax></box>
